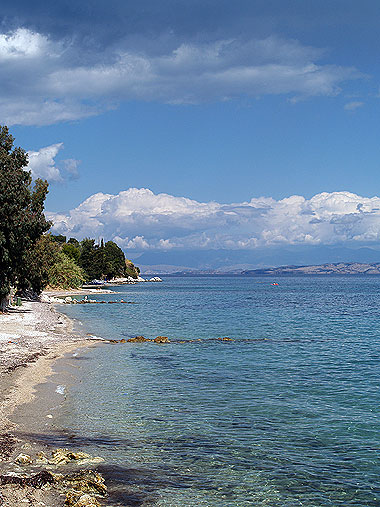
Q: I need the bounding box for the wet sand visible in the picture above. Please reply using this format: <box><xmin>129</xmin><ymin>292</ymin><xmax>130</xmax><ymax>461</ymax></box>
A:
<box><xmin>0</xmin><ymin>297</ymin><xmax>105</xmax><ymax>506</ymax></box>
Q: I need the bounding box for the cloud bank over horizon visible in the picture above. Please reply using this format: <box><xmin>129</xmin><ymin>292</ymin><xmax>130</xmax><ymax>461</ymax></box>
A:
<box><xmin>48</xmin><ymin>188</ymin><xmax>380</xmax><ymax>252</ymax></box>
<box><xmin>0</xmin><ymin>27</ymin><xmax>360</xmax><ymax>126</ymax></box>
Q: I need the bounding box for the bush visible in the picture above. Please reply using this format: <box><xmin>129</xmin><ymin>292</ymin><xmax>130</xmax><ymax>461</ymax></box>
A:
<box><xmin>48</xmin><ymin>253</ymin><xmax>86</xmax><ymax>289</ymax></box>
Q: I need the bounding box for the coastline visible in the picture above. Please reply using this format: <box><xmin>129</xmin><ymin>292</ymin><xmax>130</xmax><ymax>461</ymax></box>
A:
<box><xmin>0</xmin><ymin>296</ymin><xmax>106</xmax><ymax>506</ymax></box>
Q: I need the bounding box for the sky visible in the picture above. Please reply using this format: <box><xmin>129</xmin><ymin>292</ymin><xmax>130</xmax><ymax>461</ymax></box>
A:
<box><xmin>3</xmin><ymin>0</ymin><xmax>380</xmax><ymax>267</ymax></box>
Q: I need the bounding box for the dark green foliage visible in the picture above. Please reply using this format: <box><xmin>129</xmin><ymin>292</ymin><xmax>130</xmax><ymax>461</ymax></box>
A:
<box><xmin>79</xmin><ymin>238</ymin><xmax>98</xmax><ymax>280</ymax></box>
<box><xmin>62</xmin><ymin>243</ymin><xmax>81</xmax><ymax>264</ymax></box>
<box><xmin>17</xmin><ymin>234</ymin><xmax>60</xmax><ymax>294</ymax></box>
<box><xmin>67</xmin><ymin>237</ymin><xmax>80</xmax><ymax>246</ymax></box>
<box><xmin>104</xmin><ymin>241</ymin><xmax>126</xmax><ymax>279</ymax></box>
<box><xmin>51</xmin><ymin>234</ymin><xmax>66</xmax><ymax>243</ymax></box>
<box><xmin>0</xmin><ymin>126</ymin><xmax>50</xmax><ymax>307</ymax></box>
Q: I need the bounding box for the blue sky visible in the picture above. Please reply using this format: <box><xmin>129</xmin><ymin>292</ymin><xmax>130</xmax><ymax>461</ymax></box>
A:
<box><xmin>3</xmin><ymin>0</ymin><xmax>380</xmax><ymax>266</ymax></box>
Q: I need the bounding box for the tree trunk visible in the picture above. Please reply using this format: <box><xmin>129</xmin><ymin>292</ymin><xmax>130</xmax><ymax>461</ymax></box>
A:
<box><xmin>0</xmin><ymin>295</ymin><xmax>9</xmax><ymax>313</ymax></box>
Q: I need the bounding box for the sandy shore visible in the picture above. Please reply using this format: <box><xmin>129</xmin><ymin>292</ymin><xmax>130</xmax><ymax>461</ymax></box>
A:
<box><xmin>0</xmin><ymin>298</ymin><xmax>105</xmax><ymax>506</ymax></box>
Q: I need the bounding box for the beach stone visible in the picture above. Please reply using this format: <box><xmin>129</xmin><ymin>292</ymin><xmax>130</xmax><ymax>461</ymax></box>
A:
<box><xmin>62</xmin><ymin>470</ymin><xmax>107</xmax><ymax>496</ymax></box>
<box><xmin>50</xmin><ymin>449</ymin><xmax>93</xmax><ymax>465</ymax></box>
<box><xmin>154</xmin><ymin>336</ymin><xmax>170</xmax><ymax>343</ymax></box>
<box><xmin>127</xmin><ymin>336</ymin><xmax>150</xmax><ymax>342</ymax></box>
<box><xmin>36</xmin><ymin>451</ymin><xmax>49</xmax><ymax>464</ymax></box>
<box><xmin>15</xmin><ymin>453</ymin><xmax>32</xmax><ymax>465</ymax></box>
<box><xmin>65</xmin><ymin>490</ymin><xmax>100</xmax><ymax>506</ymax></box>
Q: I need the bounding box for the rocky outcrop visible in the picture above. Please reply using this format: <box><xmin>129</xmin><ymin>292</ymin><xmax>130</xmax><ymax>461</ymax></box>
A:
<box><xmin>127</xmin><ymin>335</ymin><xmax>151</xmax><ymax>342</ymax></box>
<box><xmin>154</xmin><ymin>336</ymin><xmax>170</xmax><ymax>343</ymax></box>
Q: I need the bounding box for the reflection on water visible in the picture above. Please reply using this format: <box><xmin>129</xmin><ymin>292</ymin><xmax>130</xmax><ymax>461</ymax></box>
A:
<box><xmin>58</xmin><ymin>276</ymin><xmax>380</xmax><ymax>506</ymax></box>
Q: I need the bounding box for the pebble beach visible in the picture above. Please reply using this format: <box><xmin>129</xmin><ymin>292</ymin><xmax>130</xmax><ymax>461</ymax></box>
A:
<box><xmin>0</xmin><ymin>294</ymin><xmax>108</xmax><ymax>506</ymax></box>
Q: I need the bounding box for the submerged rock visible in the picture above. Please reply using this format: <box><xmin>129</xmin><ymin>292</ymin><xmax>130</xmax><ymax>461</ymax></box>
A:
<box><xmin>127</xmin><ymin>336</ymin><xmax>150</xmax><ymax>343</ymax></box>
<box><xmin>62</xmin><ymin>470</ymin><xmax>107</xmax><ymax>496</ymax></box>
<box><xmin>154</xmin><ymin>336</ymin><xmax>170</xmax><ymax>343</ymax></box>
<box><xmin>65</xmin><ymin>490</ymin><xmax>101</xmax><ymax>506</ymax></box>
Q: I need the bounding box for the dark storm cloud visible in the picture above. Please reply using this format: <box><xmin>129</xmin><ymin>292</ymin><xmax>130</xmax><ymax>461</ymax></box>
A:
<box><xmin>0</xmin><ymin>0</ymin><xmax>367</xmax><ymax>125</ymax></box>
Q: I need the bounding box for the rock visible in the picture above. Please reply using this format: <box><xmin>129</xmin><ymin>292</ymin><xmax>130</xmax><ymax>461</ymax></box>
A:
<box><xmin>15</xmin><ymin>453</ymin><xmax>32</xmax><ymax>465</ymax></box>
<box><xmin>217</xmin><ymin>337</ymin><xmax>233</xmax><ymax>341</ymax></box>
<box><xmin>36</xmin><ymin>451</ymin><xmax>49</xmax><ymax>464</ymax></box>
<box><xmin>154</xmin><ymin>336</ymin><xmax>170</xmax><ymax>343</ymax></box>
<box><xmin>62</xmin><ymin>470</ymin><xmax>107</xmax><ymax>496</ymax></box>
<box><xmin>50</xmin><ymin>449</ymin><xmax>93</xmax><ymax>465</ymax></box>
<box><xmin>65</xmin><ymin>490</ymin><xmax>100</xmax><ymax>506</ymax></box>
<box><xmin>119</xmin><ymin>339</ymin><xmax>126</xmax><ymax>343</ymax></box>
<box><xmin>127</xmin><ymin>336</ymin><xmax>150</xmax><ymax>343</ymax></box>
<box><xmin>0</xmin><ymin>470</ymin><xmax>56</xmax><ymax>488</ymax></box>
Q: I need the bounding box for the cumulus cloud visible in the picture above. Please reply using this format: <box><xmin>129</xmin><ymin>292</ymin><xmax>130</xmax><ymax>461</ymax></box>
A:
<box><xmin>27</xmin><ymin>143</ymin><xmax>80</xmax><ymax>182</ymax></box>
<box><xmin>47</xmin><ymin>188</ymin><xmax>380</xmax><ymax>251</ymax></box>
<box><xmin>27</xmin><ymin>143</ymin><xmax>64</xmax><ymax>181</ymax></box>
<box><xmin>0</xmin><ymin>28</ymin><xmax>361</xmax><ymax>125</ymax></box>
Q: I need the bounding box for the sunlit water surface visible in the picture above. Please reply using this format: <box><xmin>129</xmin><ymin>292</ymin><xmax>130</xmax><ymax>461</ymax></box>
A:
<box><xmin>58</xmin><ymin>276</ymin><xmax>380</xmax><ymax>506</ymax></box>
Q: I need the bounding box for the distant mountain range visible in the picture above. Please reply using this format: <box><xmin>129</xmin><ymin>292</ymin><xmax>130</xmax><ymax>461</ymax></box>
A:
<box><xmin>242</xmin><ymin>262</ymin><xmax>380</xmax><ymax>276</ymax></box>
<box><xmin>134</xmin><ymin>245</ymin><xmax>380</xmax><ymax>274</ymax></box>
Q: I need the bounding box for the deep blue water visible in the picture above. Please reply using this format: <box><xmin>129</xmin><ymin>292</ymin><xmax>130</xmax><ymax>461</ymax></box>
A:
<box><xmin>58</xmin><ymin>276</ymin><xmax>380</xmax><ymax>506</ymax></box>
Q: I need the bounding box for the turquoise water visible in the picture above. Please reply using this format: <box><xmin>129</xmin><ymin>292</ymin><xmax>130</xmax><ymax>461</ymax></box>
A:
<box><xmin>58</xmin><ymin>276</ymin><xmax>380</xmax><ymax>506</ymax></box>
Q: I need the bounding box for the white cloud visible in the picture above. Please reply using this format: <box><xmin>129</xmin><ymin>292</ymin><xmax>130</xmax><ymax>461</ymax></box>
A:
<box><xmin>27</xmin><ymin>143</ymin><xmax>80</xmax><ymax>182</ymax></box>
<box><xmin>0</xmin><ymin>28</ymin><xmax>362</xmax><ymax>125</ymax></box>
<box><xmin>48</xmin><ymin>188</ymin><xmax>380</xmax><ymax>251</ymax></box>
<box><xmin>344</xmin><ymin>100</ymin><xmax>364</xmax><ymax>111</ymax></box>
<box><xmin>0</xmin><ymin>28</ymin><xmax>49</xmax><ymax>60</ymax></box>
<box><xmin>27</xmin><ymin>143</ymin><xmax>64</xmax><ymax>181</ymax></box>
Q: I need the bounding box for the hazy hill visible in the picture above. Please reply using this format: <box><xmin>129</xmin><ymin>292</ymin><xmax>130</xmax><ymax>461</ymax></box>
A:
<box><xmin>135</xmin><ymin>246</ymin><xmax>380</xmax><ymax>274</ymax></box>
<box><xmin>242</xmin><ymin>262</ymin><xmax>380</xmax><ymax>276</ymax></box>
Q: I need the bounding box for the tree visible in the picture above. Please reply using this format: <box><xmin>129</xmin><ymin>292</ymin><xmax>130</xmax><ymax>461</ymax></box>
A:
<box><xmin>62</xmin><ymin>242</ymin><xmax>81</xmax><ymax>264</ymax></box>
<box><xmin>0</xmin><ymin>126</ymin><xmax>50</xmax><ymax>310</ymax></box>
<box><xmin>50</xmin><ymin>234</ymin><xmax>66</xmax><ymax>243</ymax></box>
<box><xmin>104</xmin><ymin>241</ymin><xmax>126</xmax><ymax>279</ymax></box>
<box><xmin>17</xmin><ymin>234</ymin><xmax>60</xmax><ymax>295</ymax></box>
<box><xmin>48</xmin><ymin>252</ymin><xmax>86</xmax><ymax>289</ymax></box>
<box><xmin>79</xmin><ymin>238</ymin><xmax>98</xmax><ymax>280</ymax></box>
<box><xmin>67</xmin><ymin>237</ymin><xmax>80</xmax><ymax>246</ymax></box>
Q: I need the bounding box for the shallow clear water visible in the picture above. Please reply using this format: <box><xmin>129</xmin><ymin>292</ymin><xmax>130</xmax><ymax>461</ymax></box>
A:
<box><xmin>58</xmin><ymin>276</ymin><xmax>380</xmax><ymax>506</ymax></box>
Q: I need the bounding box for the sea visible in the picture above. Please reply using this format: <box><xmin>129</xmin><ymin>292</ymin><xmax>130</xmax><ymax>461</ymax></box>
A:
<box><xmin>54</xmin><ymin>276</ymin><xmax>380</xmax><ymax>506</ymax></box>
